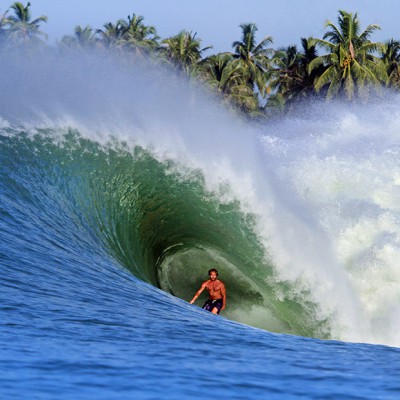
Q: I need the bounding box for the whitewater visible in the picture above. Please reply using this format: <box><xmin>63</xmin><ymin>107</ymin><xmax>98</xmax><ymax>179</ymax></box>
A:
<box><xmin>1</xmin><ymin>50</ymin><xmax>400</xmax><ymax>398</ymax></box>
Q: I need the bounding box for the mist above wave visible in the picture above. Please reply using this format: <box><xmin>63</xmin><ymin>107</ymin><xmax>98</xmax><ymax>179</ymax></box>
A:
<box><xmin>3</xmin><ymin>48</ymin><xmax>400</xmax><ymax>346</ymax></box>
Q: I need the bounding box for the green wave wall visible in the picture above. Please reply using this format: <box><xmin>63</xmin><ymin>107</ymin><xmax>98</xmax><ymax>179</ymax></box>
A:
<box><xmin>0</xmin><ymin>128</ymin><xmax>331</xmax><ymax>338</ymax></box>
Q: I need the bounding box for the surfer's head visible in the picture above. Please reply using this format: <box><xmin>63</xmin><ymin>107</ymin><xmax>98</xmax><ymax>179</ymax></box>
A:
<box><xmin>208</xmin><ymin>268</ymin><xmax>218</xmax><ymax>280</ymax></box>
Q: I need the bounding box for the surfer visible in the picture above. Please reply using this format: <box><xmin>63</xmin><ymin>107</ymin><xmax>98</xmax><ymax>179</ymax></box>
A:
<box><xmin>189</xmin><ymin>268</ymin><xmax>226</xmax><ymax>314</ymax></box>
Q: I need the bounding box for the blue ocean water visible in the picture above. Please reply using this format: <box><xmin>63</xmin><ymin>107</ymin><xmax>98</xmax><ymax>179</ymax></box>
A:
<box><xmin>1</xmin><ymin>50</ymin><xmax>400</xmax><ymax>399</ymax></box>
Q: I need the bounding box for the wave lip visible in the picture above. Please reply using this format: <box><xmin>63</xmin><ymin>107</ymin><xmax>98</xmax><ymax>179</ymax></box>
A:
<box><xmin>2</xmin><ymin>49</ymin><xmax>400</xmax><ymax>346</ymax></box>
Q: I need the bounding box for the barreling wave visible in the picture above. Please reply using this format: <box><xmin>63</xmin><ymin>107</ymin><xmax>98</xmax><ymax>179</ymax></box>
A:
<box><xmin>2</xmin><ymin>48</ymin><xmax>400</xmax><ymax>346</ymax></box>
<box><xmin>0</xmin><ymin>128</ymin><xmax>331</xmax><ymax>338</ymax></box>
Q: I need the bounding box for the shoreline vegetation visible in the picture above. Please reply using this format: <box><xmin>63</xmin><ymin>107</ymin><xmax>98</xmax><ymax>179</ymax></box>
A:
<box><xmin>1</xmin><ymin>2</ymin><xmax>400</xmax><ymax>120</ymax></box>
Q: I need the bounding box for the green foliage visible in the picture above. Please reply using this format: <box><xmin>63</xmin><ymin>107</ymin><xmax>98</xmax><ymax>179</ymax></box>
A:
<box><xmin>1</xmin><ymin>1</ymin><xmax>47</xmax><ymax>46</ymax></box>
<box><xmin>309</xmin><ymin>10</ymin><xmax>387</xmax><ymax>101</ymax></box>
<box><xmin>231</xmin><ymin>23</ymin><xmax>273</xmax><ymax>97</ymax></box>
<box><xmin>381</xmin><ymin>39</ymin><xmax>400</xmax><ymax>89</ymax></box>
<box><xmin>268</xmin><ymin>38</ymin><xmax>324</xmax><ymax>112</ymax></box>
<box><xmin>160</xmin><ymin>31</ymin><xmax>212</xmax><ymax>76</ymax></box>
<box><xmin>60</xmin><ymin>25</ymin><xmax>96</xmax><ymax>49</ymax></box>
<box><xmin>3</xmin><ymin>3</ymin><xmax>400</xmax><ymax>117</ymax></box>
<box><xmin>199</xmin><ymin>53</ymin><xmax>259</xmax><ymax>114</ymax></box>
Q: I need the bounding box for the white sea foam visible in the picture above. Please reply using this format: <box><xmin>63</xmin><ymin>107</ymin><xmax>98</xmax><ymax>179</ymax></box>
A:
<box><xmin>261</xmin><ymin>99</ymin><xmax>400</xmax><ymax>346</ymax></box>
<box><xmin>2</xmin><ymin>49</ymin><xmax>400</xmax><ymax>345</ymax></box>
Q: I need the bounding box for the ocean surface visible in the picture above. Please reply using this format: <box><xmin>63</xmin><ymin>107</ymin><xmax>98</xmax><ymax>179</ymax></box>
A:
<box><xmin>1</xmin><ymin>50</ymin><xmax>400</xmax><ymax>399</ymax></box>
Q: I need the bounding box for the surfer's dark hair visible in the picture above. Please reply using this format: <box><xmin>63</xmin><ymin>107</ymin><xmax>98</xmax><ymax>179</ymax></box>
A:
<box><xmin>208</xmin><ymin>268</ymin><xmax>218</xmax><ymax>276</ymax></box>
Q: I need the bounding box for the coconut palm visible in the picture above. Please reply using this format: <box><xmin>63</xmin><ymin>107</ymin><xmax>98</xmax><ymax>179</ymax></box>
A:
<box><xmin>74</xmin><ymin>25</ymin><xmax>96</xmax><ymax>47</ymax></box>
<box><xmin>270</xmin><ymin>45</ymin><xmax>301</xmax><ymax>100</ymax></box>
<box><xmin>161</xmin><ymin>31</ymin><xmax>212</xmax><ymax>76</ymax></box>
<box><xmin>7</xmin><ymin>2</ymin><xmax>47</xmax><ymax>43</ymax></box>
<box><xmin>0</xmin><ymin>9</ymin><xmax>10</xmax><ymax>43</ymax></box>
<box><xmin>381</xmin><ymin>39</ymin><xmax>400</xmax><ymax>89</ymax></box>
<box><xmin>269</xmin><ymin>38</ymin><xmax>323</xmax><ymax>109</ymax></box>
<box><xmin>199</xmin><ymin>53</ymin><xmax>258</xmax><ymax>112</ymax></box>
<box><xmin>309</xmin><ymin>10</ymin><xmax>387</xmax><ymax>101</ymax></box>
<box><xmin>118</xmin><ymin>14</ymin><xmax>159</xmax><ymax>53</ymax></box>
<box><xmin>96</xmin><ymin>21</ymin><xmax>126</xmax><ymax>48</ymax></box>
<box><xmin>232</xmin><ymin>23</ymin><xmax>273</xmax><ymax>97</ymax></box>
<box><xmin>60</xmin><ymin>25</ymin><xmax>97</xmax><ymax>49</ymax></box>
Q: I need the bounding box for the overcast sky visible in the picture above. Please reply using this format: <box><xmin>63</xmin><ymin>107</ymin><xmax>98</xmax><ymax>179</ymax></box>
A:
<box><xmin>4</xmin><ymin>0</ymin><xmax>400</xmax><ymax>51</ymax></box>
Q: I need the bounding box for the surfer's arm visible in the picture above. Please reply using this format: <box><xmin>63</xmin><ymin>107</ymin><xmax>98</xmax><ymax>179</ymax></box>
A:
<box><xmin>189</xmin><ymin>282</ymin><xmax>207</xmax><ymax>304</ymax></box>
<box><xmin>221</xmin><ymin>283</ymin><xmax>226</xmax><ymax>310</ymax></box>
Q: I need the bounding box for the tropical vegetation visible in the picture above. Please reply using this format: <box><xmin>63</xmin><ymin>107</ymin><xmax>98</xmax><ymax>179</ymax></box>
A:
<box><xmin>308</xmin><ymin>10</ymin><xmax>387</xmax><ymax>101</ymax></box>
<box><xmin>1</xmin><ymin>2</ymin><xmax>400</xmax><ymax>119</ymax></box>
<box><xmin>1</xmin><ymin>2</ymin><xmax>47</xmax><ymax>44</ymax></box>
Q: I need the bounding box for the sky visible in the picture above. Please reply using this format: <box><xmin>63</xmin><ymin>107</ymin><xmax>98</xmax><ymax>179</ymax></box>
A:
<box><xmin>3</xmin><ymin>0</ymin><xmax>400</xmax><ymax>52</ymax></box>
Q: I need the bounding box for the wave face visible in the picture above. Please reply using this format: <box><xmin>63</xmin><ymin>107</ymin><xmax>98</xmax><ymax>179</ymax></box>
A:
<box><xmin>0</xmin><ymin>127</ymin><xmax>322</xmax><ymax>338</ymax></box>
<box><xmin>1</xmin><ymin>50</ymin><xmax>400</xmax><ymax>350</ymax></box>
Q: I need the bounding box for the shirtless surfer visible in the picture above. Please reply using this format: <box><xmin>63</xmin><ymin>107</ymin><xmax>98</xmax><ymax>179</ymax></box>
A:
<box><xmin>189</xmin><ymin>268</ymin><xmax>226</xmax><ymax>314</ymax></box>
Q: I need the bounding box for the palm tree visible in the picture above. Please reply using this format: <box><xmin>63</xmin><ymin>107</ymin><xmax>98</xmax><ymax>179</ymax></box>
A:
<box><xmin>309</xmin><ymin>10</ymin><xmax>387</xmax><ymax>101</ymax></box>
<box><xmin>118</xmin><ymin>14</ymin><xmax>159</xmax><ymax>53</ymax></box>
<box><xmin>199</xmin><ymin>53</ymin><xmax>258</xmax><ymax>113</ymax></box>
<box><xmin>269</xmin><ymin>38</ymin><xmax>323</xmax><ymax>109</ymax></box>
<box><xmin>0</xmin><ymin>9</ymin><xmax>10</xmax><ymax>44</ymax></box>
<box><xmin>270</xmin><ymin>45</ymin><xmax>301</xmax><ymax>100</ymax></box>
<box><xmin>381</xmin><ymin>39</ymin><xmax>400</xmax><ymax>89</ymax></box>
<box><xmin>299</xmin><ymin>36</ymin><xmax>327</xmax><ymax>92</ymax></box>
<box><xmin>7</xmin><ymin>2</ymin><xmax>47</xmax><ymax>43</ymax></box>
<box><xmin>74</xmin><ymin>25</ymin><xmax>96</xmax><ymax>47</ymax></box>
<box><xmin>96</xmin><ymin>21</ymin><xmax>125</xmax><ymax>48</ymax></box>
<box><xmin>232</xmin><ymin>23</ymin><xmax>273</xmax><ymax>97</ymax></box>
<box><xmin>161</xmin><ymin>31</ymin><xmax>212</xmax><ymax>76</ymax></box>
<box><xmin>60</xmin><ymin>25</ymin><xmax>97</xmax><ymax>49</ymax></box>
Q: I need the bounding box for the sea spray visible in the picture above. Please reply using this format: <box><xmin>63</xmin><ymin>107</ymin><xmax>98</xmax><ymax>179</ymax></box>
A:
<box><xmin>1</xmin><ymin>48</ymin><xmax>400</xmax><ymax>345</ymax></box>
<box><xmin>261</xmin><ymin>99</ymin><xmax>400</xmax><ymax>345</ymax></box>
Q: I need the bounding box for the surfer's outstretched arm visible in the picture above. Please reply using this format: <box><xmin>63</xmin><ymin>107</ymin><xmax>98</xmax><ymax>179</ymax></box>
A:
<box><xmin>189</xmin><ymin>282</ymin><xmax>207</xmax><ymax>304</ymax></box>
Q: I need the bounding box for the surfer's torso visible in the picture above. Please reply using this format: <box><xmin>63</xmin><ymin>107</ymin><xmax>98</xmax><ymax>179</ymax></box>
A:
<box><xmin>205</xmin><ymin>279</ymin><xmax>224</xmax><ymax>300</ymax></box>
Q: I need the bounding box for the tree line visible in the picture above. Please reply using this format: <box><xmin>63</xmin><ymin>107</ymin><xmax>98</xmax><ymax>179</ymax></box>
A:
<box><xmin>2</xmin><ymin>2</ymin><xmax>400</xmax><ymax>119</ymax></box>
